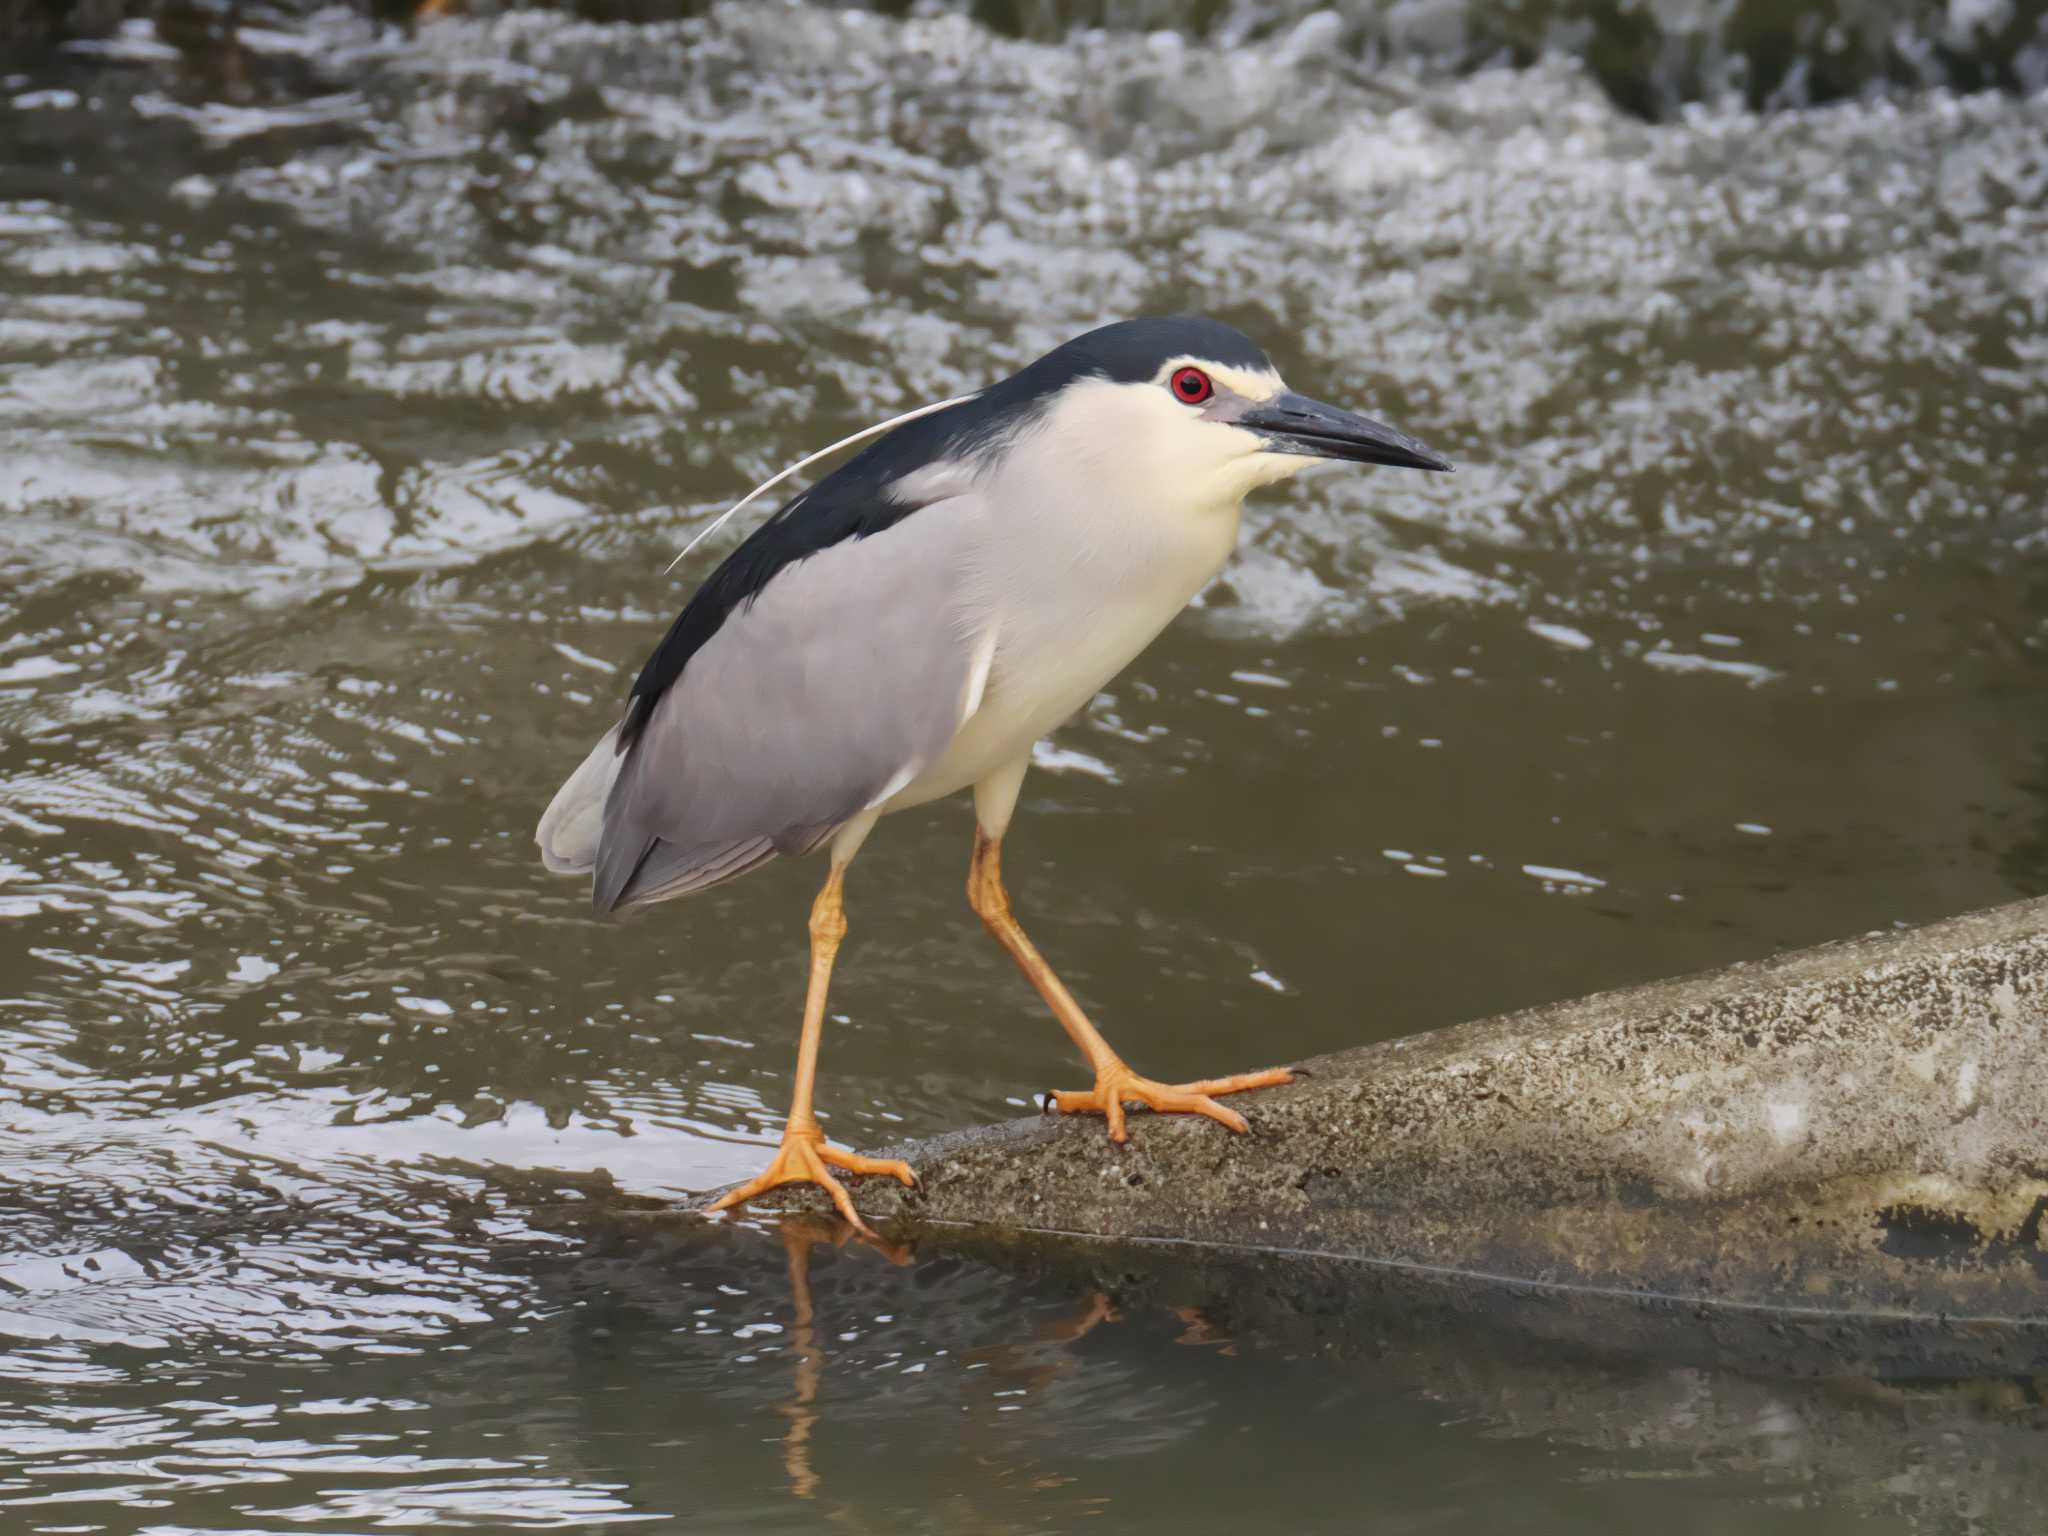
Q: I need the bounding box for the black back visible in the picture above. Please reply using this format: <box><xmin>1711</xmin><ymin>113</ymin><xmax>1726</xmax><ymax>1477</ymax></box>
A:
<box><xmin>616</xmin><ymin>316</ymin><xmax>1271</xmax><ymax>751</ymax></box>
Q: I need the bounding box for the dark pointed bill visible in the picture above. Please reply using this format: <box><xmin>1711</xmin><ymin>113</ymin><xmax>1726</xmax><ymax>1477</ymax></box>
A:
<box><xmin>1240</xmin><ymin>391</ymin><xmax>1453</xmax><ymax>472</ymax></box>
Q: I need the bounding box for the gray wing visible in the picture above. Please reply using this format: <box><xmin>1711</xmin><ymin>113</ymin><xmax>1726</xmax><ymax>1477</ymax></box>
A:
<box><xmin>592</xmin><ymin>497</ymin><xmax>982</xmax><ymax>912</ymax></box>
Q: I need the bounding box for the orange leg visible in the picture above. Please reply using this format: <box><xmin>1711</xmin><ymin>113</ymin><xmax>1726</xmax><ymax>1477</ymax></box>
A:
<box><xmin>966</xmin><ymin>829</ymin><xmax>1293</xmax><ymax>1144</ymax></box>
<box><xmin>706</xmin><ymin>867</ymin><xmax>914</xmax><ymax>1237</ymax></box>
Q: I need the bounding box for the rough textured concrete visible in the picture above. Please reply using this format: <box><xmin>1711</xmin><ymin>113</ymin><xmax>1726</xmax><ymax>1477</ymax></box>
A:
<box><xmin>748</xmin><ymin>895</ymin><xmax>2048</xmax><ymax>1354</ymax></box>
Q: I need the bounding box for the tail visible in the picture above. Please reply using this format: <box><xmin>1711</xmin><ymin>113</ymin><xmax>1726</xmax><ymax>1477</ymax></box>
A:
<box><xmin>536</xmin><ymin>724</ymin><xmax>623</xmax><ymax>876</ymax></box>
<box><xmin>536</xmin><ymin>724</ymin><xmax>786</xmax><ymax>912</ymax></box>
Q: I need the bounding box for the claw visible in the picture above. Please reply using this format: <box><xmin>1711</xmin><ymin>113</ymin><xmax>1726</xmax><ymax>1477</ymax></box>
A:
<box><xmin>1048</xmin><ymin>1064</ymin><xmax>1293</xmax><ymax>1141</ymax></box>
<box><xmin>706</xmin><ymin>1127</ymin><xmax>916</xmax><ymax>1240</ymax></box>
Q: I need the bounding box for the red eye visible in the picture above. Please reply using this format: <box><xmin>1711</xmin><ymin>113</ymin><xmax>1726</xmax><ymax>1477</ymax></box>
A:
<box><xmin>1169</xmin><ymin>366</ymin><xmax>1213</xmax><ymax>404</ymax></box>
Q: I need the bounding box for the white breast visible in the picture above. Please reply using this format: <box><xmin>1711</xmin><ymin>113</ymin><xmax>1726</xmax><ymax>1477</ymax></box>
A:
<box><xmin>886</xmin><ymin>381</ymin><xmax>1246</xmax><ymax>811</ymax></box>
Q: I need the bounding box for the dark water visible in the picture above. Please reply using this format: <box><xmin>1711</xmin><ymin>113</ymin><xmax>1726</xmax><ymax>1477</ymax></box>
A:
<box><xmin>2</xmin><ymin>5</ymin><xmax>2046</xmax><ymax>1530</ymax></box>
<box><xmin>959</xmin><ymin>0</ymin><xmax>2048</xmax><ymax>118</ymax></box>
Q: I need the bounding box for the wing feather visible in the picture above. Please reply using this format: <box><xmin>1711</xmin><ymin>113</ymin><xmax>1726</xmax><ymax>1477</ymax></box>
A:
<box><xmin>591</xmin><ymin>495</ymin><xmax>981</xmax><ymax>912</ymax></box>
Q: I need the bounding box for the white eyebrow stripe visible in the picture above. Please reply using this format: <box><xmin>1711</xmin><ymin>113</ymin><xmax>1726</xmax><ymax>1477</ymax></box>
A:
<box><xmin>666</xmin><ymin>392</ymin><xmax>978</xmax><ymax>573</ymax></box>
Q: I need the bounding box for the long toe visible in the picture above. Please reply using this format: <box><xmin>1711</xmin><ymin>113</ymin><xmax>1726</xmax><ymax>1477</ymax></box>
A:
<box><xmin>705</xmin><ymin>1167</ymin><xmax>791</xmax><ymax>1215</ymax></box>
<box><xmin>1180</xmin><ymin>1067</ymin><xmax>1295</xmax><ymax>1097</ymax></box>
<box><xmin>1139</xmin><ymin>1085</ymin><xmax>1249</xmax><ymax>1134</ymax></box>
<box><xmin>808</xmin><ymin>1167</ymin><xmax>871</xmax><ymax>1235</ymax></box>
<box><xmin>704</xmin><ymin>1133</ymin><xmax>887</xmax><ymax>1238</ymax></box>
<box><xmin>1050</xmin><ymin>1085</ymin><xmax>1129</xmax><ymax>1142</ymax></box>
<box><xmin>818</xmin><ymin>1146</ymin><xmax>918</xmax><ymax>1188</ymax></box>
<box><xmin>1050</xmin><ymin>1065</ymin><xmax>1294</xmax><ymax>1139</ymax></box>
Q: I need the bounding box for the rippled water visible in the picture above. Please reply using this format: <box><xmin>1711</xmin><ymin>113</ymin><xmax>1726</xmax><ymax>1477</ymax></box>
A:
<box><xmin>2</xmin><ymin>5</ymin><xmax>2045</xmax><ymax>1530</ymax></box>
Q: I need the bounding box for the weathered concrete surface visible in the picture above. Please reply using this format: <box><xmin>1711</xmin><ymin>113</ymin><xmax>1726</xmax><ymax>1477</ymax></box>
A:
<box><xmin>752</xmin><ymin>895</ymin><xmax>2048</xmax><ymax>1349</ymax></box>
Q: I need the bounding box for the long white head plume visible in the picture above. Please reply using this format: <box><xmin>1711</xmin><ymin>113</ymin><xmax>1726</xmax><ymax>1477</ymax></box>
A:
<box><xmin>665</xmin><ymin>393</ymin><xmax>978</xmax><ymax>574</ymax></box>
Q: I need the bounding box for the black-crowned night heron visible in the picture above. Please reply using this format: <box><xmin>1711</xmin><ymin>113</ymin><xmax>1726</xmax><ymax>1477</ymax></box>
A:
<box><xmin>539</xmin><ymin>316</ymin><xmax>1450</xmax><ymax>1234</ymax></box>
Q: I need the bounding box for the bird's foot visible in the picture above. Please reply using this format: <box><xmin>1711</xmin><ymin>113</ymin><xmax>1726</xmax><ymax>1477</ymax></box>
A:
<box><xmin>1048</xmin><ymin>1062</ymin><xmax>1294</xmax><ymax>1143</ymax></box>
<box><xmin>705</xmin><ymin>1126</ymin><xmax>916</xmax><ymax>1239</ymax></box>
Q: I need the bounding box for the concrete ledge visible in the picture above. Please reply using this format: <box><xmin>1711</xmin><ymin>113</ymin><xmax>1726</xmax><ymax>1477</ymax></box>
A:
<box><xmin>749</xmin><ymin>896</ymin><xmax>2048</xmax><ymax>1358</ymax></box>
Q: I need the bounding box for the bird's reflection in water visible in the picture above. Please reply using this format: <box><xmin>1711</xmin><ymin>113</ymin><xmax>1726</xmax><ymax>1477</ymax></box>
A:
<box><xmin>774</xmin><ymin>1216</ymin><xmax>828</xmax><ymax>1500</ymax></box>
<box><xmin>772</xmin><ymin>1214</ymin><xmax>910</xmax><ymax>1499</ymax></box>
<box><xmin>765</xmin><ymin>1214</ymin><xmax>1119</xmax><ymax>1506</ymax></box>
<box><xmin>1170</xmin><ymin>1306</ymin><xmax>1236</xmax><ymax>1355</ymax></box>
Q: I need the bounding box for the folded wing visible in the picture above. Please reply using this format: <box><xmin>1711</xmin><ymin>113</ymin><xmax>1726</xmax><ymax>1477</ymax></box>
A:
<box><xmin>541</xmin><ymin>494</ymin><xmax>983</xmax><ymax>913</ymax></box>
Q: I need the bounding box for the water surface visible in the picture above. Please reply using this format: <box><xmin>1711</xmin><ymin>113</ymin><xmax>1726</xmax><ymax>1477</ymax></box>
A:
<box><xmin>1</xmin><ymin>6</ymin><xmax>2045</xmax><ymax>1530</ymax></box>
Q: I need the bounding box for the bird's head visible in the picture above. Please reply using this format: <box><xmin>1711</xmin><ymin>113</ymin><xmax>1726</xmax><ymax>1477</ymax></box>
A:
<box><xmin>664</xmin><ymin>316</ymin><xmax>1453</xmax><ymax>580</ymax></box>
<box><xmin>983</xmin><ymin>316</ymin><xmax>1451</xmax><ymax>513</ymax></box>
